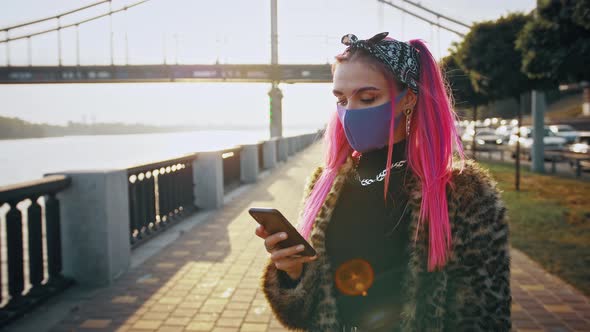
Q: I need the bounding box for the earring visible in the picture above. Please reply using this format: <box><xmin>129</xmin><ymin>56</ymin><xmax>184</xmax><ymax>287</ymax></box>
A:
<box><xmin>404</xmin><ymin>109</ymin><xmax>413</xmax><ymax>136</ymax></box>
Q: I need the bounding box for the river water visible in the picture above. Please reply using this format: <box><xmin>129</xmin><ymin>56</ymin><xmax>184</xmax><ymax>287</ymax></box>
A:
<box><xmin>0</xmin><ymin>128</ymin><xmax>319</xmax><ymax>187</ymax></box>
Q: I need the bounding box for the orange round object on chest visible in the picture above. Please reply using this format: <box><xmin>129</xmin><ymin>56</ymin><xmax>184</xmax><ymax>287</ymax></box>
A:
<box><xmin>334</xmin><ymin>258</ymin><xmax>375</xmax><ymax>296</ymax></box>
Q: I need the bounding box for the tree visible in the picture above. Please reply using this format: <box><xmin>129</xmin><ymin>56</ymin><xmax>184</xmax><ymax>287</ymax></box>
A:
<box><xmin>516</xmin><ymin>0</ymin><xmax>590</xmax><ymax>115</ymax></box>
<box><xmin>455</xmin><ymin>13</ymin><xmax>538</xmax><ymax>190</ymax></box>
<box><xmin>441</xmin><ymin>49</ymin><xmax>488</xmax><ymax>159</ymax></box>
<box><xmin>573</xmin><ymin>0</ymin><xmax>590</xmax><ymax>30</ymax></box>
<box><xmin>516</xmin><ymin>0</ymin><xmax>590</xmax><ymax>83</ymax></box>
<box><xmin>441</xmin><ymin>47</ymin><xmax>488</xmax><ymax>111</ymax></box>
<box><xmin>456</xmin><ymin>13</ymin><xmax>534</xmax><ymax>102</ymax></box>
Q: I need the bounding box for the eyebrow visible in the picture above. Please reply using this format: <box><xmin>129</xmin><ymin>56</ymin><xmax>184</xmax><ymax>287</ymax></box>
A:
<box><xmin>332</xmin><ymin>86</ymin><xmax>380</xmax><ymax>96</ymax></box>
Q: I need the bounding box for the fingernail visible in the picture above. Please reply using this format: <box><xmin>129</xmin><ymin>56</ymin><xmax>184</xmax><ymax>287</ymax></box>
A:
<box><xmin>297</xmin><ymin>245</ymin><xmax>304</xmax><ymax>250</ymax></box>
<box><xmin>280</xmin><ymin>233</ymin><xmax>287</xmax><ymax>239</ymax></box>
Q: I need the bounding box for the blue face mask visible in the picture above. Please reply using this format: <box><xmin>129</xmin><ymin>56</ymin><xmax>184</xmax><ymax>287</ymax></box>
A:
<box><xmin>337</xmin><ymin>89</ymin><xmax>408</xmax><ymax>153</ymax></box>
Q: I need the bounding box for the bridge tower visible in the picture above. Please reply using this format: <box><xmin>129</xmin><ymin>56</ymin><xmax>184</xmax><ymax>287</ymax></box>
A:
<box><xmin>269</xmin><ymin>83</ymin><xmax>283</xmax><ymax>138</ymax></box>
<box><xmin>269</xmin><ymin>0</ymin><xmax>283</xmax><ymax>138</ymax></box>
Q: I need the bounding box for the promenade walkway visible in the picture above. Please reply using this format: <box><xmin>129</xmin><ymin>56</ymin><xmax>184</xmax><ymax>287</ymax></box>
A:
<box><xmin>8</xmin><ymin>141</ymin><xmax>590</xmax><ymax>332</ymax></box>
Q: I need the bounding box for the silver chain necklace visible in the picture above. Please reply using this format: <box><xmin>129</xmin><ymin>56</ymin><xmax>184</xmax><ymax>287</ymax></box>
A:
<box><xmin>355</xmin><ymin>160</ymin><xmax>407</xmax><ymax>186</ymax></box>
<box><xmin>350</xmin><ymin>158</ymin><xmax>411</xmax><ymax>236</ymax></box>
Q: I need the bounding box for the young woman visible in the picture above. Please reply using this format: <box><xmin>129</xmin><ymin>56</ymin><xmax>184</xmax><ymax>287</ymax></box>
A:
<box><xmin>255</xmin><ymin>32</ymin><xmax>511</xmax><ymax>331</ymax></box>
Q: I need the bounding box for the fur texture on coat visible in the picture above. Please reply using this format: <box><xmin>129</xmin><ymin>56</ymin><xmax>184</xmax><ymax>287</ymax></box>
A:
<box><xmin>260</xmin><ymin>154</ymin><xmax>511</xmax><ymax>331</ymax></box>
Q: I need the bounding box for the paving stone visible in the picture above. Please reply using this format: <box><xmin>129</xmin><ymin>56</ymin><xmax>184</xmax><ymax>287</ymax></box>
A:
<box><xmin>239</xmin><ymin>323</ymin><xmax>267</xmax><ymax>332</ymax></box>
<box><xmin>131</xmin><ymin>319</ymin><xmax>163</xmax><ymax>330</ymax></box>
<box><xmin>79</xmin><ymin>319</ymin><xmax>112</xmax><ymax>328</ymax></box>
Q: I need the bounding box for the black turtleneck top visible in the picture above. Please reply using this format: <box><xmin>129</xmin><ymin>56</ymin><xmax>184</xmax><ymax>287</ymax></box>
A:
<box><xmin>325</xmin><ymin>138</ymin><xmax>412</xmax><ymax>331</ymax></box>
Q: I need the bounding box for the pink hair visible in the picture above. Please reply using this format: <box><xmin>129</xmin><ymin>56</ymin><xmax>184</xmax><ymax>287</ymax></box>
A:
<box><xmin>296</xmin><ymin>38</ymin><xmax>465</xmax><ymax>272</ymax></box>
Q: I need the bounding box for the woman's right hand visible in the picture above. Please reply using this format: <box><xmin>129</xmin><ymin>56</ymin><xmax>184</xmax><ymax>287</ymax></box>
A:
<box><xmin>255</xmin><ymin>224</ymin><xmax>317</xmax><ymax>281</ymax></box>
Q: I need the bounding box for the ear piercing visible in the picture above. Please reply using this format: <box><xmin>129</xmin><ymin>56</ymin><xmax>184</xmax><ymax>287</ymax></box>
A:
<box><xmin>404</xmin><ymin>109</ymin><xmax>413</xmax><ymax>136</ymax></box>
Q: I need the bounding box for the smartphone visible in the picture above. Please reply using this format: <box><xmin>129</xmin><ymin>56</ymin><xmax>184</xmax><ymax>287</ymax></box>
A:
<box><xmin>249</xmin><ymin>207</ymin><xmax>317</xmax><ymax>257</ymax></box>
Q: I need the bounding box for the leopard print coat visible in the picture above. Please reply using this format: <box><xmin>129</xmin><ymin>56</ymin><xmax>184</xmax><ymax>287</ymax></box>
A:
<box><xmin>260</xmin><ymin>154</ymin><xmax>511</xmax><ymax>331</ymax></box>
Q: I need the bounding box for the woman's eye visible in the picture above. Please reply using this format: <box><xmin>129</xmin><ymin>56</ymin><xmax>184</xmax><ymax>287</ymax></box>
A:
<box><xmin>337</xmin><ymin>98</ymin><xmax>375</xmax><ymax>106</ymax></box>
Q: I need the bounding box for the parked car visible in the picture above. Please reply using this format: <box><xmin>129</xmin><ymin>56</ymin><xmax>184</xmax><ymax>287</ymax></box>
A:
<box><xmin>508</xmin><ymin>126</ymin><xmax>567</xmax><ymax>160</ymax></box>
<box><xmin>495</xmin><ymin>125</ymin><xmax>516</xmax><ymax>142</ymax></box>
<box><xmin>461</xmin><ymin>128</ymin><xmax>504</xmax><ymax>151</ymax></box>
<box><xmin>565</xmin><ymin>131</ymin><xmax>590</xmax><ymax>170</ymax></box>
<box><xmin>455</xmin><ymin>122</ymin><xmax>466</xmax><ymax>138</ymax></box>
<box><xmin>549</xmin><ymin>124</ymin><xmax>580</xmax><ymax>144</ymax></box>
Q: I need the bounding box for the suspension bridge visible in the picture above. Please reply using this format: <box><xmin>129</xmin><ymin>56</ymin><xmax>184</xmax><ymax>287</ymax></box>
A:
<box><xmin>0</xmin><ymin>0</ymin><xmax>470</xmax><ymax>137</ymax></box>
<box><xmin>0</xmin><ymin>0</ymin><xmax>469</xmax><ymax>84</ymax></box>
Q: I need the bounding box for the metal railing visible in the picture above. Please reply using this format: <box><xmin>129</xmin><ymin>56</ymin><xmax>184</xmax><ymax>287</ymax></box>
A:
<box><xmin>467</xmin><ymin>144</ymin><xmax>589</xmax><ymax>178</ymax></box>
<box><xmin>0</xmin><ymin>176</ymin><xmax>72</xmax><ymax>326</ymax></box>
<box><xmin>126</xmin><ymin>154</ymin><xmax>197</xmax><ymax>248</ymax></box>
<box><xmin>559</xmin><ymin>151</ymin><xmax>590</xmax><ymax>177</ymax></box>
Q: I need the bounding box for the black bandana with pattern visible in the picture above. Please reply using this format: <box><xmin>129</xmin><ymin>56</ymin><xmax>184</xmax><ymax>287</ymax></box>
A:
<box><xmin>341</xmin><ymin>32</ymin><xmax>420</xmax><ymax>96</ymax></box>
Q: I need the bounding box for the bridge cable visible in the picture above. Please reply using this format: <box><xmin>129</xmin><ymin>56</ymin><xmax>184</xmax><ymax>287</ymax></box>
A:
<box><xmin>376</xmin><ymin>0</ymin><xmax>467</xmax><ymax>37</ymax></box>
<box><xmin>0</xmin><ymin>0</ymin><xmax>151</xmax><ymax>44</ymax></box>
<box><xmin>397</xmin><ymin>0</ymin><xmax>471</xmax><ymax>28</ymax></box>
<box><xmin>0</xmin><ymin>0</ymin><xmax>110</xmax><ymax>32</ymax></box>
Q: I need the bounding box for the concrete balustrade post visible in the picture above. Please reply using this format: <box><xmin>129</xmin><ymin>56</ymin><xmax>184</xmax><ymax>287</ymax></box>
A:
<box><xmin>239</xmin><ymin>144</ymin><xmax>259</xmax><ymax>183</ymax></box>
<box><xmin>193</xmin><ymin>151</ymin><xmax>223</xmax><ymax>210</ymax></box>
<box><xmin>43</xmin><ymin>169</ymin><xmax>131</xmax><ymax>287</ymax></box>
<box><xmin>277</xmin><ymin>137</ymin><xmax>288</xmax><ymax>162</ymax></box>
<box><xmin>288</xmin><ymin>137</ymin><xmax>295</xmax><ymax>156</ymax></box>
<box><xmin>263</xmin><ymin>139</ymin><xmax>278</xmax><ymax>169</ymax></box>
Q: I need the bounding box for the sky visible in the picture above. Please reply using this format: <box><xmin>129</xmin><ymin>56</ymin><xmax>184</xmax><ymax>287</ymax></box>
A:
<box><xmin>0</xmin><ymin>0</ymin><xmax>536</xmax><ymax>130</ymax></box>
